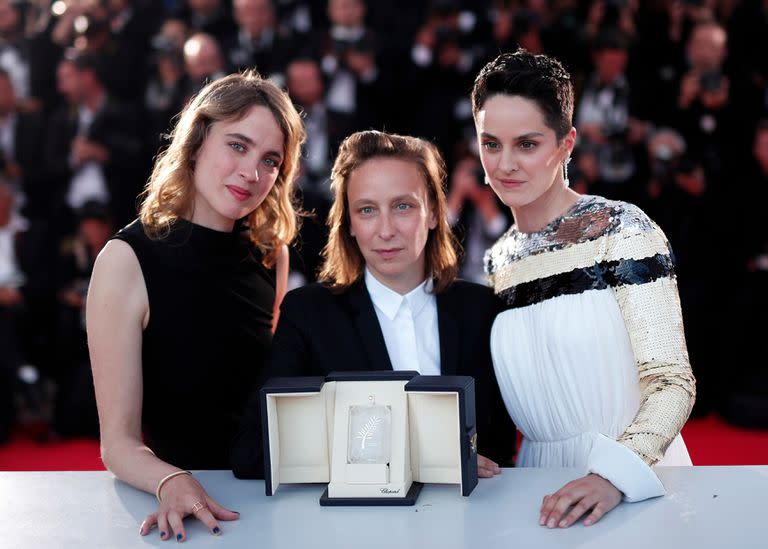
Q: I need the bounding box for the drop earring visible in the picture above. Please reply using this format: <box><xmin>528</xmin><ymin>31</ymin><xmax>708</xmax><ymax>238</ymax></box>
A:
<box><xmin>563</xmin><ymin>157</ymin><xmax>571</xmax><ymax>187</ymax></box>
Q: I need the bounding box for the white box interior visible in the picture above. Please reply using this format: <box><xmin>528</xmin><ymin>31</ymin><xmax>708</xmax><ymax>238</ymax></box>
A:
<box><xmin>265</xmin><ymin>387</ymin><xmax>333</xmax><ymax>493</ymax></box>
<box><xmin>265</xmin><ymin>381</ymin><xmax>464</xmax><ymax>496</ymax></box>
<box><xmin>407</xmin><ymin>392</ymin><xmax>461</xmax><ymax>484</ymax></box>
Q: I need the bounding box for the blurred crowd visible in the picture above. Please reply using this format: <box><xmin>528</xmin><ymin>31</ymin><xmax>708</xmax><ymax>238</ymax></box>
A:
<box><xmin>1</xmin><ymin>0</ymin><xmax>767</xmax><ymax>445</ymax></box>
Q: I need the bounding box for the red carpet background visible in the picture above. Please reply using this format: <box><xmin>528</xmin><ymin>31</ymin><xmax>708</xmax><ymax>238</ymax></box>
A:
<box><xmin>1</xmin><ymin>413</ymin><xmax>767</xmax><ymax>470</ymax></box>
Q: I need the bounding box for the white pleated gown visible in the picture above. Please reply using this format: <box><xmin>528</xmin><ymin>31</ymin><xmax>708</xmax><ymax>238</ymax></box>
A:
<box><xmin>485</xmin><ymin>196</ymin><xmax>695</xmax><ymax>501</ymax></box>
<box><xmin>491</xmin><ymin>289</ymin><xmax>691</xmax><ymax>469</ymax></box>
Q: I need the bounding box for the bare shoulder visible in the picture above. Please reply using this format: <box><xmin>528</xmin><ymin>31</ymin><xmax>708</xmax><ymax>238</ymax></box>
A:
<box><xmin>93</xmin><ymin>239</ymin><xmax>141</xmax><ymax>277</ymax></box>
<box><xmin>88</xmin><ymin>239</ymin><xmax>149</xmax><ymax>328</ymax></box>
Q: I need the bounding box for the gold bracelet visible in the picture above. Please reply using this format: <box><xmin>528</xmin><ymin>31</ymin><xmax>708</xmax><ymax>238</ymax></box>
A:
<box><xmin>155</xmin><ymin>470</ymin><xmax>191</xmax><ymax>503</ymax></box>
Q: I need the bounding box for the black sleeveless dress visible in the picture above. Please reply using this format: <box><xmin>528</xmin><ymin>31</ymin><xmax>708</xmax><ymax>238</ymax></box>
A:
<box><xmin>113</xmin><ymin>218</ymin><xmax>275</xmax><ymax>469</ymax></box>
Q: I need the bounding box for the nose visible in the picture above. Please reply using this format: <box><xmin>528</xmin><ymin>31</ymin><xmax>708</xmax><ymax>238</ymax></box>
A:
<box><xmin>498</xmin><ymin>147</ymin><xmax>519</xmax><ymax>174</ymax></box>
<box><xmin>239</xmin><ymin>159</ymin><xmax>259</xmax><ymax>184</ymax></box>
<box><xmin>377</xmin><ymin>211</ymin><xmax>395</xmax><ymax>240</ymax></box>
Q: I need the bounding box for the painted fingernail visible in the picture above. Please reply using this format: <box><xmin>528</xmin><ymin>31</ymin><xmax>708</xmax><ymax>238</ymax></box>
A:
<box><xmin>176</xmin><ymin>533</ymin><xmax>183</xmax><ymax>541</ymax></box>
<box><xmin>160</xmin><ymin>532</ymin><xmax>167</xmax><ymax>539</ymax></box>
<box><xmin>547</xmin><ymin>519</ymin><xmax>556</xmax><ymax>528</ymax></box>
<box><xmin>213</xmin><ymin>527</ymin><xmax>220</xmax><ymax>535</ymax></box>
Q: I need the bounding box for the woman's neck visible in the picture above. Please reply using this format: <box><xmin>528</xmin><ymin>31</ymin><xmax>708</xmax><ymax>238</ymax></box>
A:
<box><xmin>511</xmin><ymin>183</ymin><xmax>581</xmax><ymax>233</ymax></box>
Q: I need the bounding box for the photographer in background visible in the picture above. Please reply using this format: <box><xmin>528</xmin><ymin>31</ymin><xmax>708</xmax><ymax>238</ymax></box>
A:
<box><xmin>308</xmin><ymin>0</ymin><xmax>382</xmax><ymax>136</ymax></box>
<box><xmin>446</xmin><ymin>148</ymin><xmax>508</xmax><ymax>284</ymax></box>
<box><xmin>143</xmin><ymin>18</ymin><xmax>187</xmax><ymax>153</ymax></box>
<box><xmin>51</xmin><ymin>200</ymin><xmax>112</xmax><ymax>439</ymax></box>
<box><xmin>673</xmin><ymin>19</ymin><xmax>742</xmax><ymax>184</ymax></box>
<box><xmin>575</xmin><ymin>28</ymin><xmax>649</xmax><ymax>202</ymax></box>
<box><xmin>640</xmin><ymin>127</ymin><xmax>715</xmax><ymax>417</ymax></box>
<box><xmin>45</xmin><ymin>50</ymin><xmax>142</xmax><ymax>231</ymax></box>
<box><xmin>284</xmin><ymin>57</ymin><xmax>334</xmax><ymax>284</ymax></box>
<box><xmin>223</xmin><ymin>0</ymin><xmax>297</xmax><ymax>86</ymax></box>
<box><xmin>409</xmin><ymin>0</ymin><xmax>481</xmax><ymax>166</ymax></box>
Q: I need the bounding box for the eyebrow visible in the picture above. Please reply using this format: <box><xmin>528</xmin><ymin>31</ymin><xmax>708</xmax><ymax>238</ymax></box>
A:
<box><xmin>480</xmin><ymin>131</ymin><xmax>545</xmax><ymax>141</ymax></box>
<box><xmin>225</xmin><ymin>132</ymin><xmax>283</xmax><ymax>158</ymax></box>
<box><xmin>350</xmin><ymin>194</ymin><xmax>417</xmax><ymax>208</ymax></box>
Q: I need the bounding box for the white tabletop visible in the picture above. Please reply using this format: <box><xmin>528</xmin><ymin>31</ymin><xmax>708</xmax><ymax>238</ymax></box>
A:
<box><xmin>1</xmin><ymin>466</ymin><xmax>766</xmax><ymax>548</ymax></box>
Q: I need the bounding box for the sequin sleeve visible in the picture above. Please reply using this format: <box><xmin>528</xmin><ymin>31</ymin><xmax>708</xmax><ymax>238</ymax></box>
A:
<box><xmin>607</xmin><ymin>210</ymin><xmax>696</xmax><ymax>466</ymax></box>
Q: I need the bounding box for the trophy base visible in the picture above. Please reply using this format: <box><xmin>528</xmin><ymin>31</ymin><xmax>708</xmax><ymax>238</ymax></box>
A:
<box><xmin>319</xmin><ymin>482</ymin><xmax>423</xmax><ymax>506</ymax></box>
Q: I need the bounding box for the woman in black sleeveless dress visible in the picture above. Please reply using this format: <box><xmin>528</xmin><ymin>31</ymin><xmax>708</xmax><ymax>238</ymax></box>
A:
<box><xmin>86</xmin><ymin>72</ymin><xmax>304</xmax><ymax>542</ymax></box>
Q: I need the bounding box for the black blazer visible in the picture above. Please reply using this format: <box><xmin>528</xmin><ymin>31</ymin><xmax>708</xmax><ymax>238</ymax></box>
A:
<box><xmin>230</xmin><ymin>278</ymin><xmax>516</xmax><ymax>478</ymax></box>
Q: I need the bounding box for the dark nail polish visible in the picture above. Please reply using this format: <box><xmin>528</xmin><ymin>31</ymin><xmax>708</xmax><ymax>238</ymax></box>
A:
<box><xmin>213</xmin><ymin>527</ymin><xmax>220</xmax><ymax>534</ymax></box>
<box><xmin>176</xmin><ymin>533</ymin><xmax>183</xmax><ymax>541</ymax></box>
<box><xmin>233</xmin><ymin>510</ymin><xmax>240</xmax><ymax>515</ymax></box>
<box><xmin>160</xmin><ymin>532</ymin><xmax>167</xmax><ymax>539</ymax></box>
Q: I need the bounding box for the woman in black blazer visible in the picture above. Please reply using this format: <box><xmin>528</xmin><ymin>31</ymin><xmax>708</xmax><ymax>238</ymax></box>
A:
<box><xmin>231</xmin><ymin>131</ymin><xmax>516</xmax><ymax>478</ymax></box>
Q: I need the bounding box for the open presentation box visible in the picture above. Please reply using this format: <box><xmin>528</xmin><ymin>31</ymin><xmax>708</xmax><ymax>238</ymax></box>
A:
<box><xmin>260</xmin><ymin>371</ymin><xmax>479</xmax><ymax>506</ymax></box>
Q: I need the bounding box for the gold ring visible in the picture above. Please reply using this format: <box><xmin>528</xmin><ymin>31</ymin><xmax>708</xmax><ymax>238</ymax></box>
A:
<box><xmin>191</xmin><ymin>501</ymin><xmax>205</xmax><ymax>514</ymax></box>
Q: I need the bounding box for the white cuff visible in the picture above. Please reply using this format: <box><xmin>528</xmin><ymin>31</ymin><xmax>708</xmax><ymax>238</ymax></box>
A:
<box><xmin>587</xmin><ymin>433</ymin><xmax>665</xmax><ymax>502</ymax></box>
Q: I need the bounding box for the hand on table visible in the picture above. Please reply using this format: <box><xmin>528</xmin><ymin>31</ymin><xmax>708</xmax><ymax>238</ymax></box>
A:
<box><xmin>139</xmin><ymin>473</ymin><xmax>239</xmax><ymax>542</ymax></box>
<box><xmin>539</xmin><ymin>473</ymin><xmax>621</xmax><ymax>528</ymax></box>
<box><xmin>477</xmin><ymin>454</ymin><xmax>502</xmax><ymax>478</ymax></box>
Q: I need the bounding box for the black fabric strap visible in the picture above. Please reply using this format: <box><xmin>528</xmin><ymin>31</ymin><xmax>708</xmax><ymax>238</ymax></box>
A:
<box><xmin>499</xmin><ymin>253</ymin><xmax>675</xmax><ymax>309</ymax></box>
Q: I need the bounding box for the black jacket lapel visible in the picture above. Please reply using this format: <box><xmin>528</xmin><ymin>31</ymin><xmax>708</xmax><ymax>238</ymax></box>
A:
<box><xmin>345</xmin><ymin>280</ymin><xmax>393</xmax><ymax>371</ymax></box>
<box><xmin>437</xmin><ymin>287</ymin><xmax>460</xmax><ymax>376</ymax></box>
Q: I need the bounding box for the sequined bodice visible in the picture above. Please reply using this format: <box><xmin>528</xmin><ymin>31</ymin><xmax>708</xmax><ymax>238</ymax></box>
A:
<box><xmin>485</xmin><ymin>195</ymin><xmax>655</xmax><ymax>274</ymax></box>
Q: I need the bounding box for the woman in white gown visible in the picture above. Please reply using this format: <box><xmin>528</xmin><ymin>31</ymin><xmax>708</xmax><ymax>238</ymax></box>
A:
<box><xmin>471</xmin><ymin>49</ymin><xmax>695</xmax><ymax>528</ymax></box>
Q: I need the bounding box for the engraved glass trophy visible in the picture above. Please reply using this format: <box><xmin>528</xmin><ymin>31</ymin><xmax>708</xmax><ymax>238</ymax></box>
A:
<box><xmin>347</xmin><ymin>397</ymin><xmax>391</xmax><ymax>464</ymax></box>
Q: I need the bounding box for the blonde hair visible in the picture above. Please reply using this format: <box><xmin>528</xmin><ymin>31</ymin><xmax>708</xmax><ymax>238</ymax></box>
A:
<box><xmin>319</xmin><ymin>130</ymin><xmax>458</xmax><ymax>293</ymax></box>
<box><xmin>139</xmin><ymin>70</ymin><xmax>305</xmax><ymax>266</ymax></box>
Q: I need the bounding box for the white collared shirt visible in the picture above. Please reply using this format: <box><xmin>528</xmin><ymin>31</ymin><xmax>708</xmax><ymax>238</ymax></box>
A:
<box><xmin>67</xmin><ymin>105</ymin><xmax>109</xmax><ymax>210</ymax></box>
<box><xmin>365</xmin><ymin>268</ymin><xmax>441</xmax><ymax>376</ymax></box>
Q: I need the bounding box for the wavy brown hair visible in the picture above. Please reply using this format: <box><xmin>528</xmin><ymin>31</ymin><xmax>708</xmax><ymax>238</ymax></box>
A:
<box><xmin>319</xmin><ymin>130</ymin><xmax>458</xmax><ymax>293</ymax></box>
<box><xmin>139</xmin><ymin>70</ymin><xmax>305</xmax><ymax>266</ymax></box>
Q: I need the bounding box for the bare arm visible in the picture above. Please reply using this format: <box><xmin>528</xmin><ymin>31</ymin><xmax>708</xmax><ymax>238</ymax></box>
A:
<box><xmin>87</xmin><ymin>239</ymin><xmax>158</xmax><ymax>490</ymax></box>
<box><xmin>87</xmin><ymin>240</ymin><xmax>237</xmax><ymax>541</ymax></box>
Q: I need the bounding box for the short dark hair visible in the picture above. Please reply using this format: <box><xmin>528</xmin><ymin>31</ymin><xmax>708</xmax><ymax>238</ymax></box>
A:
<box><xmin>471</xmin><ymin>49</ymin><xmax>574</xmax><ymax>140</ymax></box>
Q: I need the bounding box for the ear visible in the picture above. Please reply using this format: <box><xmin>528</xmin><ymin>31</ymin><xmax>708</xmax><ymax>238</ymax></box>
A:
<box><xmin>427</xmin><ymin>202</ymin><xmax>438</xmax><ymax>230</ymax></box>
<box><xmin>561</xmin><ymin>126</ymin><xmax>577</xmax><ymax>161</ymax></box>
